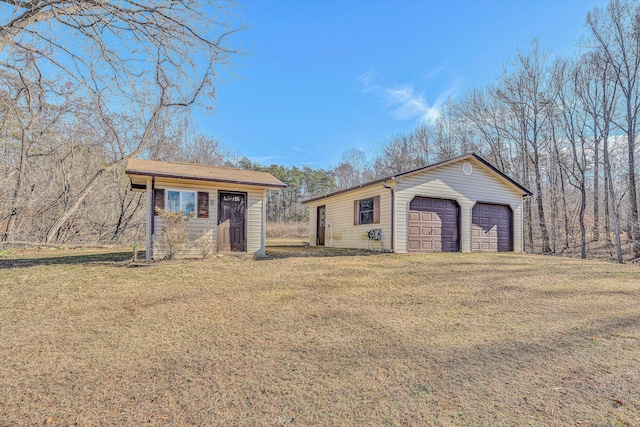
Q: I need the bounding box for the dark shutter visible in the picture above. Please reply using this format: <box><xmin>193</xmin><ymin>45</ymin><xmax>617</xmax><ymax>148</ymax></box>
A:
<box><xmin>373</xmin><ymin>195</ymin><xmax>380</xmax><ymax>224</ymax></box>
<box><xmin>154</xmin><ymin>188</ymin><xmax>164</xmax><ymax>215</ymax></box>
<box><xmin>197</xmin><ymin>191</ymin><xmax>209</xmax><ymax>218</ymax></box>
<box><xmin>354</xmin><ymin>200</ymin><xmax>359</xmax><ymax>225</ymax></box>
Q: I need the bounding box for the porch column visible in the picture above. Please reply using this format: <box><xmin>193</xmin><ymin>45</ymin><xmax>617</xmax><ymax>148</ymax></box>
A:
<box><xmin>146</xmin><ymin>178</ymin><xmax>152</xmax><ymax>260</ymax></box>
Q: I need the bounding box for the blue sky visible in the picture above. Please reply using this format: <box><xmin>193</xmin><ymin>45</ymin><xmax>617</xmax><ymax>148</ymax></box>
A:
<box><xmin>199</xmin><ymin>0</ymin><xmax>607</xmax><ymax>169</ymax></box>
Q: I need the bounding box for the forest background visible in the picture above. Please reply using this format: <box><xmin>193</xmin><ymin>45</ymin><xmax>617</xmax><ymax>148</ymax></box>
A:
<box><xmin>1</xmin><ymin>0</ymin><xmax>640</xmax><ymax>262</ymax></box>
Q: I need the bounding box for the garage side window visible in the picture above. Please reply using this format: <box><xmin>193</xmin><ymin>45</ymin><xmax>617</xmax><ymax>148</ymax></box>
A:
<box><xmin>354</xmin><ymin>195</ymin><xmax>380</xmax><ymax>225</ymax></box>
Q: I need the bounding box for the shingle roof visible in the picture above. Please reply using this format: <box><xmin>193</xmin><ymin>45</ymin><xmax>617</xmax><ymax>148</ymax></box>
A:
<box><xmin>126</xmin><ymin>158</ymin><xmax>286</xmax><ymax>188</ymax></box>
<box><xmin>302</xmin><ymin>153</ymin><xmax>531</xmax><ymax>203</ymax></box>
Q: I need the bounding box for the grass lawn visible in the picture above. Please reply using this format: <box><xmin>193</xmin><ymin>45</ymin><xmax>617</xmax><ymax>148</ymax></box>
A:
<box><xmin>1</xmin><ymin>247</ymin><xmax>639</xmax><ymax>426</ymax></box>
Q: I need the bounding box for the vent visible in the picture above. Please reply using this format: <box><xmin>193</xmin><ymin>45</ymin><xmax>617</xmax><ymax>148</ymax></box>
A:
<box><xmin>367</xmin><ymin>228</ymin><xmax>382</xmax><ymax>241</ymax></box>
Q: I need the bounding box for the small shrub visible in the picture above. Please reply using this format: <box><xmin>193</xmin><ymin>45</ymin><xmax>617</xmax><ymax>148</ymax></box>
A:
<box><xmin>154</xmin><ymin>208</ymin><xmax>193</xmax><ymax>260</ymax></box>
<box><xmin>131</xmin><ymin>242</ymin><xmax>140</xmax><ymax>262</ymax></box>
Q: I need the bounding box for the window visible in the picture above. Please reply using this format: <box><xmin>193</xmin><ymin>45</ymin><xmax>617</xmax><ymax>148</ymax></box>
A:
<box><xmin>359</xmin><ymin>198</ymin><xmax>374</xmax><ymax>224</ymax></box>
<box><xmin>166</xmin><ymin>190</ymin><xmax>196</xmax><ymax>217</ymax></box>
<box><xmin>153</xmin><ymin>188</ymin><xmax>209</xmax><ymax>218</ymax></box>
<box><xmin>354</xmin><ymin>195</ymin><xmax>380</xmax><ymax>225</ymax></box>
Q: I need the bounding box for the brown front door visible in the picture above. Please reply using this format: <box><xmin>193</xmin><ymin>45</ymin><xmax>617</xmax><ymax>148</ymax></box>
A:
<box><xmin>317</xmin><ymin>206</ymin><xmax>326</xmax><ymax>246</ymax></box>
<box><xmin>408</xmin><ymin>197</ymin><xmax>459</xmax><ymax>252</ymax></box>
<box><xmin>218</xmin><ymin>192</ymin><xmax>246</xmax><ymax>252</ymax></box>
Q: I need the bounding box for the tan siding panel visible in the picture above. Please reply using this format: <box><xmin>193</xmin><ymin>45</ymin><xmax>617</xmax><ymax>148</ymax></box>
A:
<box><xmin>306</xmin><ymin>185</ymin><xmax>393</xmax><ymax>251</ymax></box>
<box><xmin>153</xmin><ymin>214</ymin><xmax>217</xmax><ymax>259</ymax></box>
<box><xmin>246</xmin><ymin>189</ymin><xmax>265</xmax><ymax>255</ymax></box>
<box><xmin>308</xmin><ymin>207</ymin><xmax>318</xmax><ymax>246</ymax></box>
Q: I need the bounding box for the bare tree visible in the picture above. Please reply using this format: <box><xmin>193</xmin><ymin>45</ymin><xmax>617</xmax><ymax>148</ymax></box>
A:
<box><xmin>553</xmin><ymin>58</ymin><xmax>591</xmax><ymax>259</ymax></box>
<box><xmin>497</xmin><ymin>40</ymin><xmax>553</xmax><ymax>253</ymax></box>
<box><xmin>548</xmin><ymin>117</ymin><xmax>572</xmax><ymax>252</ymax></box>
<box><xmin>0</xmin><ymin>54</ymin><xmax>84</xmax><ymax>242</ymax></box>
<box><xmin>459</xmin><ymin>88</ymin><xmax>512</xmax><ymax>173</ymax></box>
<box><xmin>373</xmin><ymin>124</ymin><xmax>434</xmax><ymax>177</ymax></box>
<box><xmin>587</xmin><ymin>0</ymin><xmax>640</xmax><ymax>258</ymax></box>
<box><xmin>333</xmin><ymin>148</ymin><xmax>370</xmax><ymax>189</ymax></box>
<box><xmin>145</xmin><ymin>114</ymin><xmax>229</xmax><ymax>165</ymax></box>
<box><xmin>592</xmin><ymin>52</ymin><xmax>624</xmax><ymax>263</ymax></box>
<box><xmin>0</xmin><ymin>0</ymin><xmax>241</xmax><ymax>244</ymax></box>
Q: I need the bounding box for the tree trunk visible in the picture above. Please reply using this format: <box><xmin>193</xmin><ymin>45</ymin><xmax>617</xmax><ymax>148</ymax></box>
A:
<box><xmin>579</xmin><ymin>181</ymin><xmax>587</xmax><ymax>259</ymax></box>
<box><xmin>520</xmin><ymin>141</ymin><xmax>534</xmax><ymax>253</ymax></box>
<box><xmin>46</xmin><ymin>168</ymin><xmax>107</xmax><ymax>243</ymax></box>
<box><xmin>604</xmin><ymin>134</ymin><xmax>623</xmax><ymax>263</ymax></box>
<box><xmin>626</xmin><ymin>130</ymin><xmax>640</xmax><ymax>258</ymax></box>
<box><xmin>592</xmin><ymin>128</ymin><xmax>600</xmax><ymax>242</ymax></box>
<box><xmin>559</xmin><ymin>165</ymin><xmax>570</xmax><ymax>250</ymax></box>
<box><xmin>604</xmin><ymin>169</ymin><xmax>611</xmax><ymax>244</ymax></box>
<box><xmin>3</xmin><ymin>130</ymin><xmax>29</xmax><ymax>242</ymax></box>
<box><xmin>550</xmin><ymin>164</ymin><xmax>558</xmax><ymax>253</ymax></box>
<box><xmin>532</xmin><ymin>145</ymin><xmax>551</xmax><ymax>253</ymax></box>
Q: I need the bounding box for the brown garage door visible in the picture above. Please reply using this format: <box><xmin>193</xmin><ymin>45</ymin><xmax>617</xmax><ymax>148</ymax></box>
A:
<box><xmin>408</xmin><ymin>197</ymin><xmax>459</xmax><ymax>252</ymax></box>
<box><xmin>471</xmin><ymin>203</ymin><xmax>512</xmax><ymax>252</ymax></box>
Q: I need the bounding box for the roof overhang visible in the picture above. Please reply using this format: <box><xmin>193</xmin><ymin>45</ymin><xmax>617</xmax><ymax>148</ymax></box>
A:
<box><xmin>302</xmin><ymin>153</ymin><xmax>531</xmax><ymax>204</ymax></box>
<box><xmin>302</xmin><ymin>177</ymin><xmax>395</xmax><ymax>204</ymax></box>
<box><xmin>126</xmin><ymin>170</ymin><xmax>287</xmax><ymax>190</ymax></box>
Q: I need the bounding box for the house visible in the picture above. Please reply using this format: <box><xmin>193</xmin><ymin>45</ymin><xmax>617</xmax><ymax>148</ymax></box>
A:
<box><xmin>302</xmin><ymin>154</ymin><xmax>532</xmax><ymax>253</ymax></box>
<box><xmin>126</xmin><ymin>159</ymin><xmax>286</xmax><ymax>259</ymax></box>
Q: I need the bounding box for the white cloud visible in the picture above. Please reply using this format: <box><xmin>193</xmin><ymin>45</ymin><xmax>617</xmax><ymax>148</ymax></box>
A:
<box><xmin>358</xmin><ymin>70</ymin><xmax>380</xmax><ymax>93</ymax></box>
<box><xmin>359</xmin><ymin>69</ymin><xmax>460</xmax><ymax>123</ymax></box>
<box><xmin>292</xmin><ymin>145</ymin><xmax>303</xmax><ymax>152</ymax></box>
<box><xmin>385</xmin><ymin>85</ymin><xmax>433</xmax><ymax>121</ymax></box>
<box><xmin>424</xmin><ymin>65</ymin><xmax>446</xmax><ymax>81</ymax></box>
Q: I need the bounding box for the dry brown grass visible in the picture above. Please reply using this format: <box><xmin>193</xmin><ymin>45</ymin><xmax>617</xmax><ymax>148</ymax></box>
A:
<box><xmin>558</xmin><ymin>239</ymin><xmax>637</xmax><ymax>263</ymax></box>
<box><xmin>1</xmin><ymin>247</ymin><xmax>639</xmax><ymax>426</ymax></box>
<box><xmin>266</xmin><ymin>221</ymin><xmax>308</xmax><ymax>238</ymax></box>
<box><xmin>265</xmin><ymin>237</ymin><xmax>308</xmax><ymax>247</ymax></box>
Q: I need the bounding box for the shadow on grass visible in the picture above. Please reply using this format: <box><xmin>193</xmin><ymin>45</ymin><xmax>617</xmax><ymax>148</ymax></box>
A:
<box><xmin>264</xmin><ymin>245</ymin><xmax>386</xmax><ymax>259</ymax></box>
<box><xmin>0</xmin><ymin>251</ymin><xmax>133</xmax><ymax>269</ymax></box>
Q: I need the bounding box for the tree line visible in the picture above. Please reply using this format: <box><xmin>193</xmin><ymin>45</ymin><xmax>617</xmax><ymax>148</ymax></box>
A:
<box><xmin>1</xmin><ymin>0</ymin><xmax>639</xmax><ymax>262</ymax></box>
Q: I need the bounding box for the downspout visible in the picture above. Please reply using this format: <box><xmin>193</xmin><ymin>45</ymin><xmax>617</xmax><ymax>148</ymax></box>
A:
<box><xmin>522</xmin><ymin>193</ymin><xmax>528</xmax><ymax>253</ymax></box>
<box><xmin>151</xmin><ymin>175</ymin><xmax>155</xmax><ymax>259</ymax></box>
<box><xmin>383</xmin><ymin>182</ymin><xmax>395</xmax><ymax>252</ymax></box>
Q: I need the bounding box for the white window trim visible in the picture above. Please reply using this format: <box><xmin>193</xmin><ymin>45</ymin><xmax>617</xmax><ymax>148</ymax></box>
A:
<box><xmin>164</xmin><ymin>188</ymin><xmax>198</xmax><ymax>218</ymax></box>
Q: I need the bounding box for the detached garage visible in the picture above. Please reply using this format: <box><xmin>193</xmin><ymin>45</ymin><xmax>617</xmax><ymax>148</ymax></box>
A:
<box><xmin>303</xmin><ymin>153</ymin><xmax>531</xmax><ymax>253</ymax></box>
